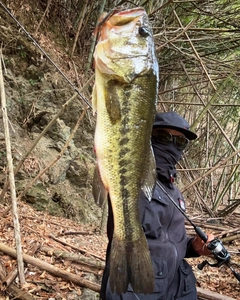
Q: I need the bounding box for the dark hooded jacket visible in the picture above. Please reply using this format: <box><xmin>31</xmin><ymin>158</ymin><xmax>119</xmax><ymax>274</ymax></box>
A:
<box><xmin>100</xmin><ymin>138</ymin><xmax>199</xmax><ymax>300</ymax></box>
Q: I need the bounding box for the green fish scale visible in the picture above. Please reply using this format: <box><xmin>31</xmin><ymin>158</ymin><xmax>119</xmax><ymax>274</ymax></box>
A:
<box><xmin>96</xmin><ymin>73</ymin><xmax>157</xmax><ymax>242</ymax></box>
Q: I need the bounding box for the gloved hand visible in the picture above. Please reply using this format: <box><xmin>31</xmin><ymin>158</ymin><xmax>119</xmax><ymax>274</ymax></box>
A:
<box><xmin>192</xmin><ymin>233</ymin><xmax>215</xmax><ymax>256</ymax></box>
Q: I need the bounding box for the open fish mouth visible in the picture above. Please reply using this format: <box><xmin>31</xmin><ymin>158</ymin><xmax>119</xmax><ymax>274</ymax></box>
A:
<box><xmin>96</xmin><ymin>7</ymin><xmax>147</xmax><ymax>30</ymax></box>
<box><xmin>93</xmin><ymin>7</ymin><xmax>156</xmax><ymax>82</ymax></box>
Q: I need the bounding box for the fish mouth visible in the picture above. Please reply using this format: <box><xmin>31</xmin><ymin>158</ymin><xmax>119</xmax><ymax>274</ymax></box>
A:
<box><xmin>108</xmin><ymin>7</ymin><xmax>146</xmax><ymax>26</ymax></box>
<box><xmin>95</xmin><ymin>7</ymin><xmax>146</xmax><ymax>38</ymax></box>
<box><xmin>94</xmin><ymin>7</ymin><xmax>153</xmax><ymax>80</ymax></box>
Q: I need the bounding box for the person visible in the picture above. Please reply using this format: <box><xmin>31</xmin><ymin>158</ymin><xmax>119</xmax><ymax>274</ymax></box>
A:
<box><xmin>100</xmin><ymin>111</ymin><xmax>214</xmax><ymax>300</ymax></box>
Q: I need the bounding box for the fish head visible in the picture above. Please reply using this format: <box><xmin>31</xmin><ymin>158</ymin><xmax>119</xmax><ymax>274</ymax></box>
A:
<box><xmin>94</xmin><ymin>7</ymin><xmax>158</xmax><ymax>82</ymax></box>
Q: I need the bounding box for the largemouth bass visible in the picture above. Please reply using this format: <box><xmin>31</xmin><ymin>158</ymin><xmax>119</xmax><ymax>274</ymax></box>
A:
<box><xmin>92</xmin><ymin>7</ymin><xmax>159</xmax><ymax>294</ymax></box>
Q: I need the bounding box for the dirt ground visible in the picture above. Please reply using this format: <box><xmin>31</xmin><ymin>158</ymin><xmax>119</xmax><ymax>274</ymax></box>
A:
<box><xmin>0</xmin><ymin>201</ymin><xmax>239</xmax><ymax>299</ymax></box>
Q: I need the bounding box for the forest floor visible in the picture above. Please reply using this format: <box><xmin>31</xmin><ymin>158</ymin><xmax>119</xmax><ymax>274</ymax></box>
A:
<box><xmin>0</xmin><ymin>201</ymin><xmax>239</xmax><ymax>300</ymax></box>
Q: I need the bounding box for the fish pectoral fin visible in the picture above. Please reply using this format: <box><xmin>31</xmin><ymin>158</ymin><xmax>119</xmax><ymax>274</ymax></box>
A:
<box><xmin>105</xmin><ymin>80</ymin><xmax>121</xmax><ymax>124</ymax></box>
<box><xmin>141</xmin><ymin>147</ymin><xmax>156</xmax><ymax>201</ymax></box>
<box><xmin>92</xmin><ymin>83</ymin><xmax>97</xmax><ymax>115</ymax></box>
<box><xmin>92</xmin><ymin>165</ymin><xmax>108</xmax><ymax>207</ymax></box>
<box><xmin>109</xmin><ymin>234</ymin><xmax>154</xmax><ymax>294</ymax></box>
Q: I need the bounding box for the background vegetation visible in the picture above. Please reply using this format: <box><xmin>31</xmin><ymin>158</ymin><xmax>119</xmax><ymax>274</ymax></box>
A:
<box><xmin>1</xmin><ymin>0</ymin><xmax>239</xmax><ymax>218</ymax></box>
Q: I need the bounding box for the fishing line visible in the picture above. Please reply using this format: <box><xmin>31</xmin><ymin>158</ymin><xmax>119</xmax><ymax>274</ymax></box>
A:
<box><xmin>0</xmin><ymin>1</ymin><xmax>92</xmax><ymax>109</ymax></box>
<box><xmin>133</xmin><ymin>293</ymin><xmax>141</xmax><ymax>300</ymax></box>
<box><xmin>94</xmin><ymin>8</ymin><xmax>119</xmax><ymax>43</ymax></box>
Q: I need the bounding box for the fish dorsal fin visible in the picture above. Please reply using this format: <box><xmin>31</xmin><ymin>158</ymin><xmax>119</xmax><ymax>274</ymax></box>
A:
<box><xmin>92</xmin><ymin>165</ymin><xmax>108</xmax><ymax>207</ymax></box>
<box><xmin>141</xmin><ymin>147</ymin><xmax>156</xmax><ymax>201</ymax></box>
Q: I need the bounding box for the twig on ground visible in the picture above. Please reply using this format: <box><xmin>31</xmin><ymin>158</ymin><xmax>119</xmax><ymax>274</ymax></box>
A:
<box><xmin>0</xmin><ymin>242</ymin><xmax>101</xmax><ymax>293</ymax></box>
<box><xmin>48</xmin><ymin>234</ymin><xmax>104</xmax><ymax>261</ymax></box>
<box><xmin>40</xmin><ymin>245</ymin><xmax>105</xmax><ymax>269</ymax></box>
<box><xmin>34</xmin><ymin>0</ymin><xmax>53</xmax><ymax>35</ymax></box>
<box><xmin>0</xmin><ymin>52</ymin><xmax>25</xmax><ymax>284</ymax></box>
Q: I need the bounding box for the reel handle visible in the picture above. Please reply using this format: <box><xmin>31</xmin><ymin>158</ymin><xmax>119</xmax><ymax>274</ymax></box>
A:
<box><xmin>197</xmin><ymin>260</ymin><xmax>208</xmax><ymax>270</ymax></box>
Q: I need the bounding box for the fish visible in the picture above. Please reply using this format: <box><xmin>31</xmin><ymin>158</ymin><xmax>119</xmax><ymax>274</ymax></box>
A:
<box><xmin>92</xmin><ymin>7</ymin><xmax>159</xmax><ymax>295</ymax></box>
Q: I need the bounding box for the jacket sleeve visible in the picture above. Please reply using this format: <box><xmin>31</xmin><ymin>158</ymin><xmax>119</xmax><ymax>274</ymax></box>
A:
<box><xmin>185</xmin><ymin>237</ymin><xmax>200</xmax><ymax>258</ymax></box>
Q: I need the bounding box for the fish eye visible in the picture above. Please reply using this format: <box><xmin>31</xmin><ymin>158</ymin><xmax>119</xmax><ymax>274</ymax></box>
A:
<box><xmin>138</xmin><ymin>26</ymin><xmax>149</xmax><ymax>37</ymax></box>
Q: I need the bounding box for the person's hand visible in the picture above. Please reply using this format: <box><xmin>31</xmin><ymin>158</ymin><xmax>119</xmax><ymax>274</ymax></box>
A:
<box><xmin>192</xmin><ymin>233</ymin><xmax>215</xmax><ymax>256</ymax></box>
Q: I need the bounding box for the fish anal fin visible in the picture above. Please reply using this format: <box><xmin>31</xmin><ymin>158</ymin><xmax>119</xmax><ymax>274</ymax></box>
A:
<box><xmin>92</xmin><ymin>83</ymin><xmax>97</xmax><ymax>115</ymax></box>
<box><xmin>92</xmin><ymin>165</ymin><xmax>108</xmax><ymax>208</ymax></box>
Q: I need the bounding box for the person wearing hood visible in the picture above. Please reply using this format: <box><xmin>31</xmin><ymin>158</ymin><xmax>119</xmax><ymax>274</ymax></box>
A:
<box><xmin>101</xmin><ymin>111</ymin><xmax>214</xmax><ymax>300</ymax></box>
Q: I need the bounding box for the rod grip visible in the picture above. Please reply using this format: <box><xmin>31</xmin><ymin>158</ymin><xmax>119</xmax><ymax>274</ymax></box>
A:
<box><xmin>194</xmin><ymin>226</ymin><xmax>208</xmax><ymax>242</ymax></box>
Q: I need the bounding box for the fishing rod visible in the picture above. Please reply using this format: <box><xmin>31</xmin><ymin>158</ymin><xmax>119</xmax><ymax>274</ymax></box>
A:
<box><xmin>156</xmin><ymin>181</ymin><xmax>240</xmax><ymax>283</ymax></box>
<box><xmin>0</xmin><ymin>1</ymin><xmax>92</xmax><ymax>109</ymax></box>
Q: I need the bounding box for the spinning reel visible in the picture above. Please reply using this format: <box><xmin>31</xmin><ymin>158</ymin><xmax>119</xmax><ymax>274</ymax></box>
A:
<box><xmin>197</xmin><ymin>237</ymin><xmax>240</xmax><ymax>282</ymax></box>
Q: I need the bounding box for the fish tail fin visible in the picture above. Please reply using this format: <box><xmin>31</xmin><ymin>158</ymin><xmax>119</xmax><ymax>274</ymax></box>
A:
<box><xmin>109</xmin><ymin>234</ymin><xmax>154</xmax><ymax>295</ymax></box>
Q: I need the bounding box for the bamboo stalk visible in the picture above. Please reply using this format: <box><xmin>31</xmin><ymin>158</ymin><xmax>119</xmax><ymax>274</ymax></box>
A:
<box><xmin>213</xmin><ymin>165</ymin><xmax>239</xmax><ymax>212</ymax></box>
<box><xmin>48</xmin><ymin>234</ymin><xmax>104</xmax><ymax>261</ymax></box>
<box><xmin>156</xmin><ymin>18</ymin><xmax>196</xmax><ymax>50</ymax></box>
<box><xmin>40</xmin><ymin>246</ymin><xmax>105</xmax><ymax>269</ymax></box>
<box><xmin>197</xmin><ymin>287</ymin><xmax>236</xmax><ymax>300</ymax></box>
<box><xmin>182</xmin><ymin>149</ymin><xmax>240</xmax><ymax>193</ymax></box>
<box><xmin>171</xmin><ymin>5</ymin><xmax>216</xmax><ymax>90</ymax></box>
<box><xmin>154</xmin><ymin>26</ymin><xmax>240</xmax><ymax>32</ymax></box>
<box><xmin>157</xmin><ymin>101</ymin><xmax>240</xmax><ymax>107</ymax></box>
<box><xmin>70</xmin><ymin>0</ymin><xmax>88</xmax><ymax>58</ymax></box>
<box><xmin>0</xmin><ymin>242</ymin><xmax>101</xmax><ymax>293</ymax></box>
<box><xmin>0</xmin><ymin>53</ymin><xmax>25</xmax><ymax>285</ymax></box>
<box><xmin>0</xmin><ymin>264</ymin><xmax>34</xmax><ymax>300</ymax></box>
<box><xmin>85</xmin><ymin>0</ymin><xmax>107</xmax><ymax>73</ymax></box>
<box><xmin>180</xmin><ymin>65</ymin><xmax>239</xmax><ymax>159</ymax></box>
<box><xmin>34</xmin><ymin>0</ymin><xmax>52</xmax><ymax>34</ymax></box>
